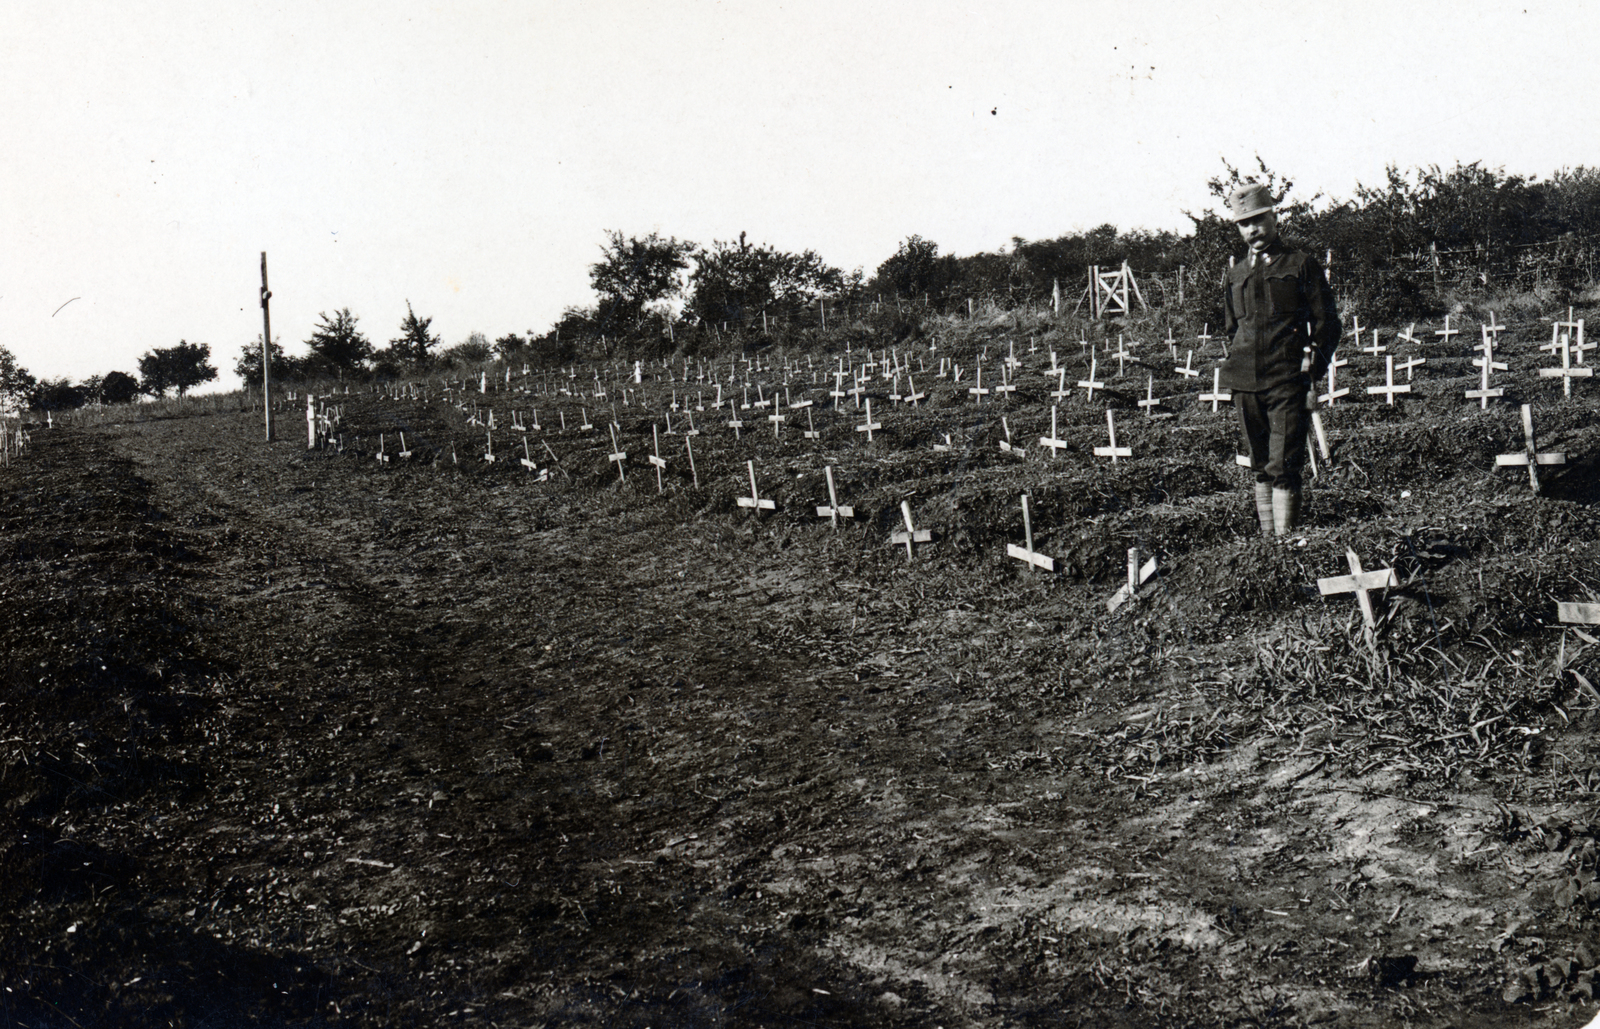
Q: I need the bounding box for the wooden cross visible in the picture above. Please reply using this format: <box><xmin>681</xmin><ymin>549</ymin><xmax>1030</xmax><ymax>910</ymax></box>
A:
<box><xmin>1038</xmin><ymin>405</ymin><xmax>1069</xmax><ymax>456</ymax></box>
<box><xmin>1050</xmin><ymin>368</ymin><xmax>1071</xmax><ymax>401</ymax></box>
<box><xmin>788</xmin><ymin>388</ymin><xmax>812</xmax><ymax>411</ymax></box>
<box><xmin>1138</xmin><ymin>374</ymin><xmax>1170</xmax><ymax>419</ymax></box>
<box><xmin>579</xmin><ymin>408</ymin><xmax>594</xmax><ymax>432</ymax></box>
<box><xmin>904</xmin><ymin>375</ymin><xmax>925</xmax><ymax>406</ymax></box>
<box><xmin>1396</xmin><ymin>354</ymin><xmax>1427</xmax><ymax>381</ymax></box>
<box><xmin>607</xmin><ymin>424</ymin><xmax>626</xmax><ymax>481</ymax></box>
<box><xmin>992</xmin><ymin>364</ymin><xmax>1017</xmax><ymax>401</ymax></box>
<box><xmin>1077</xmin><ymin>356</ymin><xmax>1106</xmax><ymax>401</ymax></box>
<box><xmin>1396</xmin><ymin>322</ymin><xmax>1420</xmax><ymax>347</ymax></box>
<box><xmin>998</xmin><ymin>416</ymin><xmax>1022</xmax><ymax>455</ymax></box>
<box><xmin>855</xmin><ymin>399</ymin><xmax>881</xmax><ymax>441</ymax></box>
<box><xmin>736</xmin><ymin>460</ymin><xmax>774</xmax><ymax>516</ymax></box>
<box><xmin>803</xmin><ymin>407</ymin><xmax>821</xmax><ymax>439</ymax></box>
<box><xmin>726</xmin><ymin>406</ymin><xmax>744</xmax><ymax>438</ymax></box>
<box><xmin>1092</xmin><ymin>408</ymin><xmax>1132</xmax><ymax>463</ymax></box>
<box><xmin>1174</xmin><ymin>350</ymin><xmax>1199</xmax><ymax>378</ymax></box>
<box><xmin>1434</xmin><ymin>314</ymin><xmax>1459</xmax><ymax>346</ymax></box>
<box><xmin>684</xmin><ymin>435</ymin><xmax>699</xmax><ymax>488</ymax></box>
<box><xmin>1467</xmin><ymin>330</ymin><xmax>1508</xmax><ymax>408</ymax></box>
<box><xmin>1366</xmin><ymin>355</ymin><xmax>1412</xmax><ymax>404</ymax></box>
<box><xmin>1196</xmin><ymin>324</ymin><xmax>1213</xmax><ymax>351</ymax></box>
<box><xmin>767</xmin><ymin>405</ymin><xmax>786</xmax><ymax>438</ymax></box>
<box><xmin>1539</xmin><ymin>332</ymin><xmax>1594</xmax><ymax>397</ymax></box>
<box><xmin>1199</xmin><ymin>367</ymin><xmax>1232</xmax><ymax>412</ymax></box>
<box><xmin>648</xmin><ymin>425</ymin><xmax>667</xmax><ymax>493</ymax></box>
<box><xmin>1495</xmin><ymin>404</ymin><xmax>1565</xmax><ymax>492</ymax></box>
<box><xmin>1319</xmin><ymin>352</ymin><xmax>1350</xmax><ymax>405</ymax></box>
<box><xmin>376</xmin><ymin>432</ymin><xmax>390</xmax><ymax>464</ymax></box>
<box><xmin>1317</xmin><ymin>549</ymin><xmax>1397</xmax><ymax>638</ymax></box>
<box><xmin>1107</xmin><ymin>547</ymin><xmax>1159</xmax><ymax>613</ymax></box>
<box><xmin>846</xmin><ymin>374</ymin><xmax>867</xmax><ymax>408</ymax></box>
<box><xmin>753</xmin><ymin>383</ymin><xmax>771</xmax><ymax>409</ymax></box>
<box><xmin>890</xmin><ymin>500</ymin><xmax>932</xmax><ymax>560</ymax></box>
<box><xmin>815</xmin><ymin>465</ymin><xmax>853</xmax><ymax>528</ymax></box>
<box><xmin>520</xmin><ymin>437</ymin><xmax>540</xmax><ymax>474</ymax></box>
<box><xmin>398</xmin><ymin>432</ymin><xmax>412</xmax><ymax>460</ymax></box>
<box><xmin>967</xmin><ymin>364</ymin><xmax>990</xmax><ymax>403</ymax></box>
<box><xmin>683</xmin><ymin>411</ymin><xmax>700</xmax><ymax>437</ymax></box>
<box><xmin>1348</xmin><ymin>315</ymin><xmax>1364</xmax><ymax>354</ymax></box>
<box><xmin>1559</xmin><ymin>601</ymin><xmax>1600</xmax><ymax>627</ymax></box>
<box><xmin>1005</xmin><ymin>494</ymin><xmax>1053</xmax><ymax>572</ymax></box>
<box><xmin>829</xmin><ymin>372</ymin><xmax>846</xmax><ymax>409</ymax></box>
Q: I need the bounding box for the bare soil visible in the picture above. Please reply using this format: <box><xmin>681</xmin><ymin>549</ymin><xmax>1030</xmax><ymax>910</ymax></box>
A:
<box><xmin>4</xmin><ymin>313</ymin><xmax>1600</xmax><ymax>1027</ymax></box>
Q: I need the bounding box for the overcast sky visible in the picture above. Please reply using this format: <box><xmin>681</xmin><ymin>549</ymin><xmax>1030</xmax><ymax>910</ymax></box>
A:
<box><xmin>4</xmin><ymin>1</ymin><xmax>1597</xmax><ymax>391</ymax></box>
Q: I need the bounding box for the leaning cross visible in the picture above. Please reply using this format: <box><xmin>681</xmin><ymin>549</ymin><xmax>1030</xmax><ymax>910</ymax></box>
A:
<box><xmin>736</xmin><ymin>460</ymin><xmax>775</xmax><ymax>516</ymax></box>
<box><xmin>1107</xmin><ymin>547</ymin><xmax>1159</xmax><ymax>613</ymax></box>
<box><xmin>1005</xmin><ymin>494</ymin><xmax>1054</xmax><ymax>572</ymax></box>
<box><xmin>815</xmin><ymin>465</ymin><xmax>853</xmax><ymax>529</ymax></box>
<box><xmin>1495</xmin><ymin>403</ymin><xmax>1565</xmax><ymax>492</ymax></box>
<box><xmin>890</xmin><ymin>500</ymin><xmax>932</xmax><ymax>560</ymax></box>
<box><xmin>1317</xmin><ymin>549</ymin><xmax>1398</xmax><ymax>639</ymax></box>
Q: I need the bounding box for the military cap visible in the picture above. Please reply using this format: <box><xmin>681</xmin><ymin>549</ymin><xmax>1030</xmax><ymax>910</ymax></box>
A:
<box><xmin>1228</xmin><ymin>183</ymin><xmax>1275</xmax><ymax>222</ymax></box>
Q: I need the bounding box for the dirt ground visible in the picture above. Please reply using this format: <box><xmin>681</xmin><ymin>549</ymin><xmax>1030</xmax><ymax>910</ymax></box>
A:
<box><xmin>4</xmin><ymin>313</ymin><xmax>1600</xmax><ymax>1027</ymax></box>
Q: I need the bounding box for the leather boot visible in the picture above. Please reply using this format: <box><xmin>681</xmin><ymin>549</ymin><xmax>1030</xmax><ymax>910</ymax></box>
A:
<box><xmin>1272</xmin><ymin>487</ymin><xmax>1301</xmax><ymax>537</ymax></box>
<box><xmin>1253</xmin><ymin>482</ymin><xmax>1274</xmax><ymax>536</ymax></box>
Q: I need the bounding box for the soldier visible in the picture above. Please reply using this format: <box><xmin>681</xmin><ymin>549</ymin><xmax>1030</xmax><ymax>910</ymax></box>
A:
<box><xmin>1221</xmin><ymin>183</ymin><xmax>1341</xmax><ymax>536</ymax></box>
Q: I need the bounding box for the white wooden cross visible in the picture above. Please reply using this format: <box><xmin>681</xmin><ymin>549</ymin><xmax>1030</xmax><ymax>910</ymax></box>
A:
<box><xmin>767</xmin><ymin>405</ymin><xmax>786</xmax><ymax>438</ymax></box>
<box><xmin>726</xmin><ymin>406</ymin><xmax>744</xmax><ymax>438</ymax></box>
<box><xmin>607</xmin><ymin>424</ymin><xmax>627</xmax><ymax>481</ymax></box>
<box><xmin>1539</xmin><ymin>332</ymin><xmax>1594</xmax><ymax>397</ymax></box>
<box><xmin>933</xmin><ymin>432</ymin><xmax>953</xmax><ymax>453</ymax></box>
<box><xmin>815</xmin><ymin>465</ymin><xmax>853</xmax><ymax>529</ymax></box>
<box><xmin>1482</xmin><ymin>311</ymin><xmax>1504</xmax><ymax>342</ymax></box>
<box><xmin>1077</xmin><ymin>356</ymin><xmax>1106</xmax><ymax>401</ymax></box>
<box><xmin>998</xmin><ymin>416</ymin><xmax>1023</xmax><ymax>455</ymax></box>
<box><xmin>993</xmin><ymin>363</ymin><xmax>1017</xmax><ymax>401</ymax></box>
<box><xmin>1396</xmin><ymin>323</ymin><xmax>1420</xmax><ymax>347</ymax></box>
<box><xmin>579</xmin><ymin>408</ymin><xmax>594</xmax><ymax>432</ymax></box>
<box><xmin>684</xmin><ymin>435</ymin><xmax>699</xmax><ymax>488</ymax></box>
<box><xmin>1199</xmin><ymin>368</ymin><xmax>1232</xmax><ymax>412</ymax></box>
<box><xmin>1196</xmin><ymin>324</ymin><xmax>1213</xmax><ymax>351</ymax></box>
<box><xmin>846</xmin><ymin>373</ymin><xmax>867</xmax><ymax>408</ymax></box>
<box><xmin>1050</xmin><ymin>367</ymin><xmax>1071</xmax><ymax>401</ymax></box>
<box><xmin>683</xmin><ymin>410</ymin><xmax>700</xmax><ymax>437</ymax></box>
<box><xmin>1107</xmin><ymin>547</ymin><xmax>1159</xmax><ymax>613</ymax></box>
<box><xmin>305</xmin><ymin>393</ymin><xmax>317</xmax><ymax>449</ymax></box>
<box><xmin>1175</xmin><ymin>350</ymin><xmax>1199</xmax><ymax>378</ymax></box>
<box><xmin>1495</xmin><ymin>404</ymin><xmax>1565</xmax><ymax>492</ymax></box>
<box><xmin>1038</xmin><ymin>405</ymin><xmax>1069</xmax><ymax>456</ymax></box>
<box><xmin>904</xmin><ymin>374</ymin><xmax>925</xmax><ymax>406</ymax></box>
<box><xmin>891</xmin><ymin>500</ymin><xmax>932</xmax><ymax>560</ymax></box>
<box><xmin>398</xmin><ymin>432</ymin><xmax>413</xmax><ymax>460</ymax></box>
<box><xmin>1318</xmin><ymin>549</ymin><xmax>1397</xmax><ymax>638</ymax></box>
<box><xmin>1366</xmin><ymin>355</ymin><xmax>1412</xmax><ymax>405</ymax></box>
<box><xmin>1467</xmin><ymin>329</ymin><xmax>1508</xmax><ymax>408</ymax></box>
<box><xmin>1434</xmin><ymin>314</ymin><xmax>1459</xmax><ymax>346</ymax></box>
<box><xmin>520</xmin><ymin>437</ymin><xmax>539</xmax><ymax>474</ymax></box>
<box><xmin>1559</xmin><ymin>601</ymin><xmax>1600</xmax><ymax>628</ymax></box>
<box><xmin>829</xmin><ymin>372</ymin><xmax>846</xmax><ymax>410</ymax></box>
<box><xmin>1005</xmin><ymin>494</ymin><xmax>1053</xmax><ymax>572</ymax></box>
<box><xmin>1093</xmin><ymin>408</ymin><xmax>1133</xmax><ymax>462</ymax></box>
<box><xmin>649</xmin><ymin>425</ymin><xmax>667</xmax><ymax>493</ymax></box>
<box><xmin>1359</xmin><ymin>328</ymin><xmax>1386</xmax><ymax>359</ymax></box>
<box><xmin>1319</xmin><ymin>351</ymin><xmax>1350</xmax><ymax>406</ymax></box>
<box><xmin>1138</xmin><ymin>374</ymin><xmax>1170</xmax><ymax>419</ymax></box>
<box><xmin>803</xmin><ymin>407</ymin><xmax>821</xmax><ymax>439</ymax></box>
<box><xmin>736</xmin><ymin>460</ymin><xmax>774</xmax><ymax>516</ymax></box>
<box><xmin>1396</xmin><ymin>354</ymin><xmax>1427</xmax><ymax>381</ymax></box>
<box><xmin>856</xmin><ymin>398</ymin><xmax>882</xmax><ymax>441</ymax></box>
<box><xmin>788</xmin><ymin>388</ymin><xmax>812</xmax><ymax>411</ymax></box>
<box><xmin>967</xmin><ymin>364</ymin><xmax>990</xmax><ymax>404</ymax></box>
<box><xmin>376</xmin><ymin>432</ymin><xmax>390</xmax><ymax>464</ymax></box>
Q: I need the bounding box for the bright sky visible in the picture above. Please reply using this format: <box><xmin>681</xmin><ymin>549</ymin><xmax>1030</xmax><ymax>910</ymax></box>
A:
<box><xmin>4</xmin><ymin>1</ymin><xmax>1597</xmax><ymax>391</ymax></box>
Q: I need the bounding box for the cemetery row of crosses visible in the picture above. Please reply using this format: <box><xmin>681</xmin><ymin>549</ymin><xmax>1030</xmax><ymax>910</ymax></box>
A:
<box><xmin>290</xmin><ymin>304</ymin><xmax>1597</xmax><ymax>632</ymax></box>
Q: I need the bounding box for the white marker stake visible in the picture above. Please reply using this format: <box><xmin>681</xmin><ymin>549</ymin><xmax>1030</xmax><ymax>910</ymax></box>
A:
<box><xmin>684</xmin><ymin>435</ymin><xmax>699</xmax><ymax>488</ymax></box>
<box><xmin>1539</xmin><ymin>332</ymin><xmax>1594</xmax><ymax>397</ymax></box>
<box><xmin>1467</xmin><ymin>329</ymin><xmax>1508</xmax><ymax>408</ymax></box>
<box><xmin>1319</xmin><ymin>352</ymin><xmax>1350</xmax><ymax>406</ymax></box>
<box><xmin>815</xmin><ymin>465</ymin><xmax>853</xmax><ymax>528</ymax></box>
<box><xmin>1175</xmin><ymin>350</ymin><xmax>1199</xmax><ymax>378</ymax></box>
<box><xmin>1107</xmin><ymin>547</ymin><xmax>1159</xmax><ymax>613</ymax></box>
<box><xmin>377</xmin><ymin>433</ymin><xmax>389</xmax><ymax>464</ymax></box>
<box><xmin>803</xmin><ymin>408</ymin><xmax>821</xmax><ymax>440</ymax></box>
<box><xmin>968</xmin><ymin>364</ymin><xmax>989</xmax><ymax>403</ymax></box>
<box><xmin>520</xmin><ymin>437</ymin><xmax>539</xmax><ymax>472</ymax></box>
<box><xmin>483</xmin><ymin>430</ymin><xmax>495</xmax><ymax>463</ymax></box>
<box><xmin>1093</xmin><ymin>408</ymin><xmax>1132</xmax><ymax>463</ymax></box>
<box><xmin>399</xmin><ymin>432</ymin><xmax>412</xmax><ymax>459</ymax></box>
<box><xmin>1495</xmin><ymin>404</ymin><xmax>1565</xmax><ymax>492</ymax></box>
<box><xmin>1005</xmin><ymin>495</ymin><xmax>1054</xmax><ymax>572</ymax></box>
<box><xmin>607</xmin><ymin>424</ymin><xmax>626</xmax><ymax>481</ymax></box>
<box><xmin>890</xmin><ymin>500</ymin><xmax>932</xmax><ymax>560</ymax></box>
<box><xmin>1434</xmin><ymin>314</ymin><xmax>1459</xmax><ymax>346</ymax></box>
<box><xmin>736</xmin><ymin>460</ymin><xmax>774</xmax><ymax>516</ymax></box>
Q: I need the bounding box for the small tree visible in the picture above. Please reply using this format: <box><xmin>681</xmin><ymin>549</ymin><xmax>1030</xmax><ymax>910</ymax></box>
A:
<box><xmin>382</xmin><ymin>302</ymin><xmax>440</xmax><ymax>368</ymax></box>
<box><xmin>439</xmin><ymin>331</ymin><xmax>492</xmax><ymax>366</ymax></box>
<box><xmin>686</xmin><ymin>235</ymin><xmax>843</xmax><ymax>328</ymax></box>
<box><xmin>0</xmin><ymin>346</ymin><xmax>35</xmax><ymax>411</ymax></box>
<box><xmin>590</xmin><ymin>230</ymin><xmax>694</xmax><ymax>332</ymax></box>
<box><xmin>100</xmin><ymin>370</ymin><xmax>140</xmax><ymax>404</ymax></box>
<box><xmin>493</xmin><ymin>332</ymin><xmax>529</xmax><ymax>361</ymax></box>
<box><xmin>236</xmin><ymin>337</ymin><xmax>300</xmax><ymax>383</ymax></box>
<box><xmin>138</xmin><ymin>340</ymin><xmax>218</xmax><ymax>397</ymax></box>
<box><xmin>305</xmin><ymin>308</ymin><xmax>372</xmax><ymax>372</ymax></box>
<box><xmin>27</xmin><ymin>378</ymin><xmax>86</xmax><ymax>412</ymax></box>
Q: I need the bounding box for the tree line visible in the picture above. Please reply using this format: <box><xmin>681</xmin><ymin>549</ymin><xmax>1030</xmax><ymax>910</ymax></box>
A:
<box><xmin>7</xmin><ymin>157</ymin><xmax>1599</xmax><ymax>411</ymax></box>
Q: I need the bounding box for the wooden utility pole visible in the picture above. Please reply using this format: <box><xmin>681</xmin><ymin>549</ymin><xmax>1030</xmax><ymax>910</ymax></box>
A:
<box><xmin>260</xmin><ymin>252</ymin><xmax>274</xmax><ymax>441</ymax></box>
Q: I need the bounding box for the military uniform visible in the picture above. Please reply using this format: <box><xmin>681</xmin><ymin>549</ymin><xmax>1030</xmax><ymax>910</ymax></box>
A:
<box><xmin>1221</xmin><ymin>239</ymin><xmax>1340</xmax><ymax>499</ymax></box>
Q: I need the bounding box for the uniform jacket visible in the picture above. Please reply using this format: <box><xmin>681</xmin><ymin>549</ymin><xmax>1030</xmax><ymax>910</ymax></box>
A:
<box><xmin>1220</xmin><ymin>239</ymin><xmax>1341</xmax><ymax>392</ymax></box>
